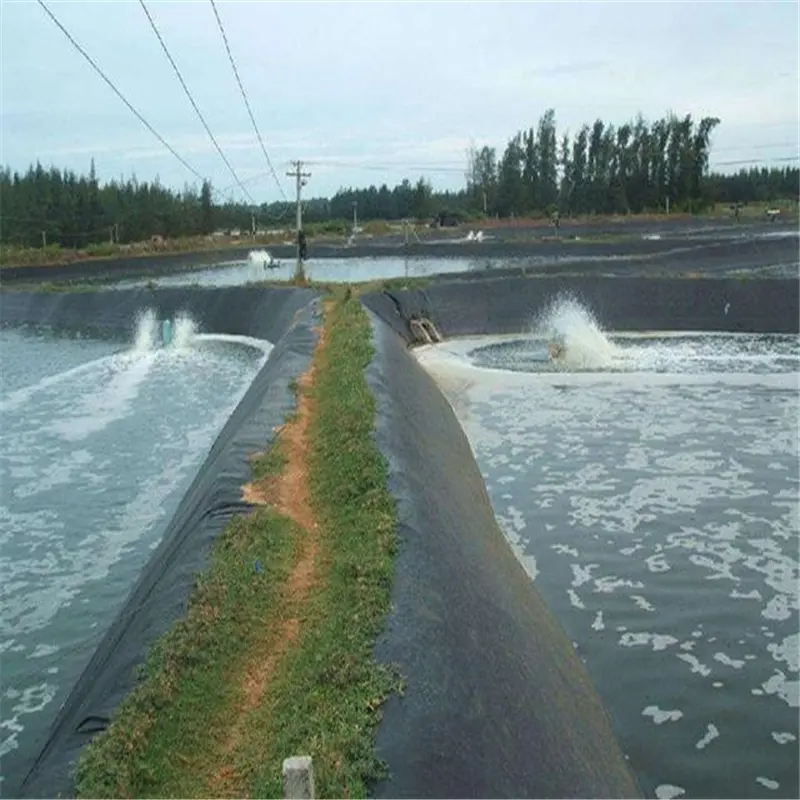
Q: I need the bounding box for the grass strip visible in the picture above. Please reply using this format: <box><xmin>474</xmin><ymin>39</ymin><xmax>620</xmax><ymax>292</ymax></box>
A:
<box><xmin>243</xmin><ymin>293</ymin><xmax>401</xmax><ymax>798</ymax></box>
<box><xmin>73</xmin><ymin>440</ymin><xmax>297</xmax><ymax>799</ymax></box>
<box><xmin>74</xmin><ymin>290</ymin><xmax>400</xmax><ymax>798</ymax></box>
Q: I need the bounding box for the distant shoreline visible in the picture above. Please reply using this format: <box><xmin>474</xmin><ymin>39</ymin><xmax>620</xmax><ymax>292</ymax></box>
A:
<box><xmin>1</xmin><ymin>211</ymin><xmax>796</xmax><ymax>286</ymax></box>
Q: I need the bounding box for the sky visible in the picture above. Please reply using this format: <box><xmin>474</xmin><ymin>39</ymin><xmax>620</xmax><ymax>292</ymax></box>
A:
<box><xmin>1</xmin><ymin>0</ymin><xmax>798</xmax><ymax>203</ymax></box>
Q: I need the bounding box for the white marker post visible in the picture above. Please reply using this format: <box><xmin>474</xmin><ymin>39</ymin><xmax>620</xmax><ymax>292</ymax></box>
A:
<box><xmin>283</xmin><ymin>755</ymin><xmax>315</xmax><ymax>799</ymax></box>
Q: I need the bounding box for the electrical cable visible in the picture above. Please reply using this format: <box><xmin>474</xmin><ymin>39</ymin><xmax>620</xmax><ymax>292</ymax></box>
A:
<box><xmin>138</xmin><ymin>0</ymin><xmax>255</xmax><ymax>205</ymax></box>
<box><xmin>208</xmin><ymin>0</ymin><xmax>287</xmax><ymax>204</ymax></box>
<box><xmin>37</xmin><ymin>0</ymin><xmax>206</xmax><ymax>186</ymax></box>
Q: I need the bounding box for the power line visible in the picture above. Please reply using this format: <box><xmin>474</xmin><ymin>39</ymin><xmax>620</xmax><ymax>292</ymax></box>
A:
<box><xmin>714</xmin><ymin>142</ymin><xmax>798</xmax><ymax>153</ymax></box>
<box><xmin>711</xmin><ymin>156</ymin><xmax>799</xmax><ymax>167</ymax></box>
<box><xmin>138</xmin><ymin>0</ymin><xmax>254</xmax><ymax>205</ymax></box>
<box><xmin>36</xmin><ymin>0</ymin><xmax>206</xmax><ymax>186</ymax></box>
<box><xmin>305</xmin><ymin>160</ymin><xmax>466</xmax><ymax>174</ymax></box>
<box><xmin>311</xmin><ymin>156</ymin><xmax>798</xmax><ymax>174</ymax></box>
<box><xmin>208</xmin><ymin>0</ymin><xmax>287</xmax><ymax>204</ymax></box>
<box><xmin>36</xmin><ymin>1</ymin><xmax>239</xmax><ymax>207</ymax></box>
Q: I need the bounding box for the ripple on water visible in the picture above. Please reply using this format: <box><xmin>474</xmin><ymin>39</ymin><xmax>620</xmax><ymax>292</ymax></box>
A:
<box><xmin>417</xmin><ymin>336</ymin><xmax>800</xmax><ymax>800</ymax></box>
<box><xmin>0</xmin><ymin>328</ymin><xmax>269</xmax><ymax>788</ymax></box>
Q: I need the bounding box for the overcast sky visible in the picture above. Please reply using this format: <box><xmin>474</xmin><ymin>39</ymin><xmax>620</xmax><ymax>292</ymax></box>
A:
<box><xmin>1</xmin><ymin>0</ymin><xmax>798</xmax><ymax>202</ymax></box>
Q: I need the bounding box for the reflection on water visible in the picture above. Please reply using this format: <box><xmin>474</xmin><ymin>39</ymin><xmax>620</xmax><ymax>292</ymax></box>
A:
<box><xmin>112</xmin><ymin>254</ymin><xmax>485</xmax><ymax>289</ymax></box>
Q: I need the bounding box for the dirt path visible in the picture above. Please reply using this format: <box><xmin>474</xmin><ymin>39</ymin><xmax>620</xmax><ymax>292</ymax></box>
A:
<box><xmin>207</xmin><ymin>322</ymin><xmax>326</xmax><ymax>799</ymax></box>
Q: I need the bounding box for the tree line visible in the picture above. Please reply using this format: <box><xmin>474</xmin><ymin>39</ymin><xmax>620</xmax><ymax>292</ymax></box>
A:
<box><xmin>468</xmin><ymin>110</ymin><xmax>725</xmax><ymax>216</ymax></box>
<box><xmin>1</xmin><ymin>109</ymin><xmax>797</xmax><ymax>248</ymax></box>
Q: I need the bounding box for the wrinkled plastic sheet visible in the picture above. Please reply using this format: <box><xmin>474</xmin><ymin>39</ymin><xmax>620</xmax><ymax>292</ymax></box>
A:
<box><xmin>359</xmin><ymin>273</ymin><xmax>798</xmax><ymax>797</ymax></box>
<box><xmin>3</xmin><ymin>286</ymin><xmax>320</xmax><ymax>798</ymax></box>
<box><xmin>363</xmin><ymin>312</ymin><xmax>640</xmax><ymax>799</ymax></box>
<box><xmin>362</xmin><ymin>275</ymin><xmax>800</xmax><ymax>340</ymax></box>
<box><xmin>0</xmin><ymin>249</ymin><xmax>256</xmax><ymax>284</ymax></box>
<box><xmin>420</xmin><ymin>230</ymin><xmax>800</xmax><ymax>280</ymax></box>
<box><xmin>0</xmin><ymin>285</ymin><xmax>317</xmax><ymax>341</ymax></box>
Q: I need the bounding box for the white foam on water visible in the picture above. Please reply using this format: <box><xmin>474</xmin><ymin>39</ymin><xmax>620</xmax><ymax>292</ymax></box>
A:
<box><xmin>246</xmin><ymin>249</ymin><xmax>282</xmax><ymax>280</ymax></box>
<box><xmin>643</xmin><ymin>705</ymin><xmax>684</xmax><ymax>724</ymax></box>
<box><xmin>14</xmin><ymin>314</ymin><xmax>266</xmax><ymax>444</ymax></box>
<box><xmin>620</xmin><ymin>632</ymin><xmax>679</xmax><ymax>652</ymax></box>
<box><xmin>1</xmin><ymin>324</ymin><xmax>274</xmax><ymax>770</ymax></box>
<box><xmin>760</xmin><ymin>671</ymin><xmax>799</xmax><ymax>708</ymax></box>
<box><xmin>0</xmin><ymin>358</ymin><xmax>114</xmax><ymax>414</ymax></box>
<box><xmin>714</xmin><ymin>652</ymin><xmax>746</xmax><ymax>669</ymax></box>
<box><xmin>248</xmin><ymin>249</ymin><xmax>276</xmax><ymax>267</ymax></box>
<box><xmin>655</xmin><ymin>784</ymin><xmax>686</xmax><ymax>799</ymax></box>
<box><xmin>767</xmin><ymin>632</ymin><xmax>799</xmax><ymax>672</ymax></box>
<box><xmin>631</xmin><ymin>595</ymin><xmax>656</xmax><ymax>612</ymax></box>
<box><xmin>133</xmin><ymin>308</ymin><xmax>159</xmax><ymax>353</ymax></box>
<box><xmin>696</xmin><ymin>724</ymin><xmax>720</xmax><ymax>750</ymax></box>
<box><xmin>193</xmin><ymin>332</ymin><xmax>273</xmax><ymax>357</ymax></box>
<box><xmin>46</xmin><ymin>350</ymin><xmax>157</xmax><ymax>442</ymax></box>
<box><xmin>533</xmin><ymin>293</ymin><xmax>621</xmax><ymax>370</ymax></box>
<box><xmin>171</xmin><ymin>313</ymin><xmax>198</xmax><ymax>349</ymax></box>
<box><xmin>676</xmin><ymin>653</ymin><xmax>713</xmax><ymax>677</ymax></box>
<box><xmin>0</xmin><ymin>681</ymin><xmax>58</xmax><ymax>759</ymax></box>
<box><xmin>413</xmin><ymin>316</ymin><xmax>800</xmax><ymax>797</ymax></box>
<box><xmin>427</xmin><ymin>293</ymin><xmax>799</xmax><ymax>377</ymax></box>
<box><xmin>567</xmin><ymin>589</ymin><xmax>586</xmax><ymax>609</ymax></box>
<box><xmin>5</xmin><ymin>310</ymin><xmax>163</xmax><ymax>437</ymax></box>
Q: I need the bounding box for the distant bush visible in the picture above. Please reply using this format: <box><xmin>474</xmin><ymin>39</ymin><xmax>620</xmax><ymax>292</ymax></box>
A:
<box><xmin>85</xmin><ymin>242</ymin><xmax>119</xmax><ymax>258</ymax></box>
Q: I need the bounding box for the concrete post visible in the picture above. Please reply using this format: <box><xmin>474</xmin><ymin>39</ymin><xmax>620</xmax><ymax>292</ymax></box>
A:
<box><xmin>283</xmin><ymin>755</ymin><xmax>315</xmax><ymax>799</ymax></box>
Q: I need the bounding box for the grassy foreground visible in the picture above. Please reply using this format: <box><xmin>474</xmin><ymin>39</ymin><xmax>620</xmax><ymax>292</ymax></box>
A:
<box><xmin>74</xmin><ymin>292</ymin><xmax>401</xmax><ymax>798</ymax></box>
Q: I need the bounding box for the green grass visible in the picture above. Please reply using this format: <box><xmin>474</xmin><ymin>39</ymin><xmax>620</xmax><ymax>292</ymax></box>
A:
<box><xmin>0</xmin><ymin>235</ymin><xmax>281</xmax><ymax>269</ymax></box>
<box><xmin>73</xmin><ymin>435</ymin><xmax>296</xmax><ymax>798</ymax></box>
<box><xmin>74</xmin><ymin>292</ymin><xmax>401</xmax><ymax>799</ymax></box>
<box><xmin>246</xmin><ymin>275</ymin><xmax>431</xmax><ymax>294</ymax></box>
<box><xmin>245</xmin><ymin>293</ymin><xmax>401</xmax><ymax>798</ymax></box>
<box><xmin>249</xmin><ymin>436</ymin><xmax>289</xmax><ymax>482</ymax></box>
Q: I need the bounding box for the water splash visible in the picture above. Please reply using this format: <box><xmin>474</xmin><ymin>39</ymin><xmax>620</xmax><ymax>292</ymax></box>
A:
<box><xmin>132</xmin><ymin>309</ymin><xmax>158</xmax><ymax>353</ymax></box>
<box><xmin>172</xmin><ymin>313</ymin><xmax>198</xmax><ymax>349</ymax></box>
<box><xmin>534</xmin><ymin>294</ymin><xmax>619</xmax><ymax>370</ymax></box>
<box><xmin>248</xmin><ymin>249</ymin><xmax>277</xmax><ymax>269</ymax></box>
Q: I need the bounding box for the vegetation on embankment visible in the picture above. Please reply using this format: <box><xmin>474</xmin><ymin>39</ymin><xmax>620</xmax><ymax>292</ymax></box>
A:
<box><xmin>0</xmin><ymin>235</ymin><xmax>263</xmax><ymax>269</ymax></box>
<box><xmin>0</xmin><ymin>220</ymin><xmax>395</xmax><ymax>269</ymax></box>
<box><xmin>3</xmin><ymin>200</ymin><xmax>796</xmax><ymax>271</ymax></box>
<box><xmin>74</xmin><ymin>291</ymin><xmax>401</xmax><ymax>799</ymax></box>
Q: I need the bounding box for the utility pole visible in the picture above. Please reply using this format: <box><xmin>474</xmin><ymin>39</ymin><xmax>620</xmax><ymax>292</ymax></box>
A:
<box><xmin>41</xmin><ymin>230</ymin><xmax>47</xmax><ymax>248</ymax></box>
<box><xmin>352</xmin><ymin>200</ymin><xmax>358</xmax><ymax>234</ymax></box>
<box><xmin>286</xmin><ymin>160</ymin><xmax>311</xmax><ymax>281</ymax></box>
